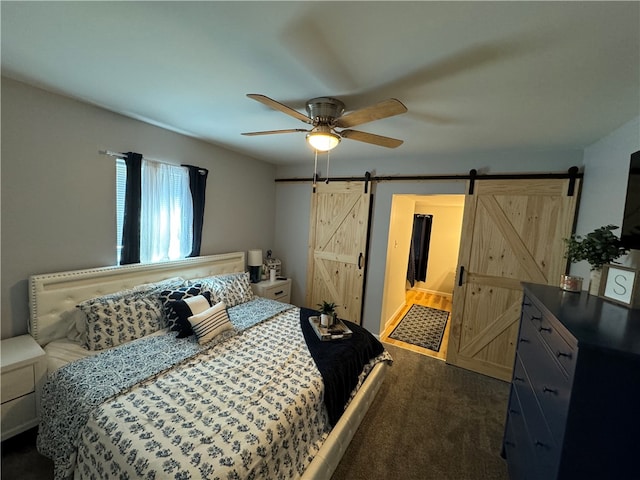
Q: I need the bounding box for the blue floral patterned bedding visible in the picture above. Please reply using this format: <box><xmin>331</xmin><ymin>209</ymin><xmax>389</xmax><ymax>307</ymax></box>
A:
<box><xmin>38</xmin><ymin>297</ymin><xmax>293</xmax><ymax>480</ymax></box>
<box><xmin>38</xmin><ymin>297</ymin><xmax>391</xmax><ymax>480</ymax></box>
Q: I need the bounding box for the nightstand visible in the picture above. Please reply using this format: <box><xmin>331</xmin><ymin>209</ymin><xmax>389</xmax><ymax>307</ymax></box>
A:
<box><xmin>251</xmin><ymin>278</ymin><xmax>292</xmax><ymax>303</ymax></box>
<box><xmin>1</xmin><ymin>335</ymin><xmax>47</xmax><ymax>441</ymax></box>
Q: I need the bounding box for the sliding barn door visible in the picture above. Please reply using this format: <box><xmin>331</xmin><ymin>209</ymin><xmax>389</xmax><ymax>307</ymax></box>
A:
<box><xmin>446</xmin><ymin>178</ymin><xmax>580</xmax><ymax>381</ymax></box>
<box><xmin>305</xmin><ymin>181</ymin><xmax>371</xmax><ymax>325</ymax></box>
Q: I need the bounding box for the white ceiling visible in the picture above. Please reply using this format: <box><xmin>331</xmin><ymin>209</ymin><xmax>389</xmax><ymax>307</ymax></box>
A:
<box><xmin>2</xmin><ymin>1</ymin><xmax>638</xmax><ymax>166</ymax></box>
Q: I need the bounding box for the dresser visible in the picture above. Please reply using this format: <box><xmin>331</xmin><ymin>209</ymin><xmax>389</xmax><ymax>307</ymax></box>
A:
<box><xmin>503</xmin><ymin>283</ymin><xmax>640</xmax><ymax>479</ymax></box>
<box><xmin>251</xmin><ymin>277</ymin><xmax>292</xmax><ymax>303</ymax></box>
<box><xmin>1</xmin><ymin>334</ymin><xmax>47</xmax><ymax>440</ymax></box>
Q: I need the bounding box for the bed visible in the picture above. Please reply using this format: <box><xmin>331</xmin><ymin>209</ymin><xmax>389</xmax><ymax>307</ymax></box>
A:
<box><xmin>29</xmin><ymin>252</ymin><xmax>391</xmax><ymax>480</ymax></box>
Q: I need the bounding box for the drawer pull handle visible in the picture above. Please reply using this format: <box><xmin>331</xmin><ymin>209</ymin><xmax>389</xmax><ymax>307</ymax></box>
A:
<box><xmin>534</xmin><ymin>441</ymin><xmax>548</xmax><ymax>449</ymax></box>
<box><xmin>519</xmin><ymin>337</ymin><xmax>530</xmax><ymax>343</ymax></box>
<box><xmin>509</xmin><ymin>409</ymin><xmax>520</xmax><ymax>415</ymax></box>
<box><xmin>514</xmin><ymin>376</ymin><xmax>525</xmax><ymax>383</ymax></box>
<box><xmin>523</xmin><ymin>301</ymin><xmax>531</xmax><ymax>307</ymax></box>
<box><xmin>504</xmin><ymin>441</ymin><xmax>515</xmax><ymax>447</ymax></box>
<box><xmin>539</xmin><ymin>326</ymin><xmax>552</xmax><ymax>333</ymax></box>
<box><xmin>531</xmin><ymin>315</ymin><xmax>542</xmax><ymax>322</ymax></box>
<box><xmin>557</xmin><ymin>351</ymin><xmax>572</xmax><ymax>359</ymax></box>
<box><xmin>543</xmin><ymin>386</ymin><xmax>558</xmax><ymax>395</ymax></box>
<box><xmin>274</xmin><ymin>290</ymin><xmax>284</xmax><ymax>295</ymax></box>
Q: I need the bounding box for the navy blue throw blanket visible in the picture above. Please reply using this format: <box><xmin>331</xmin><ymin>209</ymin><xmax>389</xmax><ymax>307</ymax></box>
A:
<box><xmin>299</xmin><ymin>307</ymin><xmax>385</xmax><ymax>426</ymax></box>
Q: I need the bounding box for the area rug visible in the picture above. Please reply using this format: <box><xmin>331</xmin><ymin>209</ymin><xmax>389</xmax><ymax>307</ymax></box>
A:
<box><xmin>389</xmin><ymin>304</ymin><xmax>449</xmax><ymax>351</ymax></box>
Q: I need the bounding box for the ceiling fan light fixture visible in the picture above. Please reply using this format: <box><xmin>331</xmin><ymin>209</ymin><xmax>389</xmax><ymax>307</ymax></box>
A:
<box><xmin>306</xmin><ymin>126</ymin><xmax>341</xmax><ymax>152</ymax></box>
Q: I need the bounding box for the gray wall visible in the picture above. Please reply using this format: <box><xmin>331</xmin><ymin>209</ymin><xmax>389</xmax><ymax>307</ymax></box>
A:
<box><xmin>276</xmin><ymin>126</ymin><xmax>638</xmax><ymax>334</ymax></box>
<box><xmin>1</xmin><ymin>78</ymin><xmax>277</xmax><ymax>338</ymax></box>
<box><xmin>570</xmin><ymin>116</ymin><xmax>640</xmax><ymax>281</ymax></box>
<box><xmin>3</xmin><ymin>75</ymin><xmax>637</xmax><ymax>339</ymax></box>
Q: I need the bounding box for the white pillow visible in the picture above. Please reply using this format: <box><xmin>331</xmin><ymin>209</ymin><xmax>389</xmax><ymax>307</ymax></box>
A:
<box><xmin>183</xmin><ymin>295</ymin><xmax>211</xmax><ymax>315</ymax></box>
<box><xmin>188</xmin><ymin>301</ymin><xmax>235</xmax><ymax>345</ymax></box>
<box><xmin>194</xmin><ymin>272</ymin><xmax>254</xmax><ymax>307</ymax></box>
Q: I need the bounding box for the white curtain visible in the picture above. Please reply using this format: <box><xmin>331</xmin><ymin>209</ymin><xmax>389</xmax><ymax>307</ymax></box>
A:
<box><xmin>140</xmin><ymin>160</ymin><xmax>193</xmax><ymax>263</ymax></box>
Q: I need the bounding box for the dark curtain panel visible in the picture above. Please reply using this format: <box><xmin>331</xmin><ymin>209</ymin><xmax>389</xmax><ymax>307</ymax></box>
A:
<box><xmin>183</xmin><ymin>164</ymin><xmax>209</xmax><ymax>257</ymax></box>
<box><xmin>120</xmin><ymin>152</ymin><xmax>143</xmax><ymax>265</ymax></box>
<box><xmin>407</xmin><ymin>214</ymin><xmax>433</xmax><ymax>287</ymax></box>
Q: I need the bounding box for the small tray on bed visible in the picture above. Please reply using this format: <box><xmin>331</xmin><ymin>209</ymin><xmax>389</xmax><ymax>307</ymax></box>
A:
<box><xmin>309</xmin><ymin>316</ymin><xmax>353</xmax><ymax>341</ymax></box>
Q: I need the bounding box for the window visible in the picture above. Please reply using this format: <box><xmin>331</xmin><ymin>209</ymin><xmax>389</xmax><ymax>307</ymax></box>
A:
<box><xmin>116</xmin><ymin>159</ymin><xmax>193</xmax><ymax>264</ymax></box>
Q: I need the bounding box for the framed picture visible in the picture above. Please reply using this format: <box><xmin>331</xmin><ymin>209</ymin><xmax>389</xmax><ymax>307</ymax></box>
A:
<box><xmin>598</xmin><ymin>264</ymin><xmax>640</xmax><ymax>308</ymax></box>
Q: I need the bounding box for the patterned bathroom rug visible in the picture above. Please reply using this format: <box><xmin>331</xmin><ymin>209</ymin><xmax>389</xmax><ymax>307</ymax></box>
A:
<box><xmin>389</xmin><ymin>304</ymin><xmax>449</xmax><ymax>352</ymax></box>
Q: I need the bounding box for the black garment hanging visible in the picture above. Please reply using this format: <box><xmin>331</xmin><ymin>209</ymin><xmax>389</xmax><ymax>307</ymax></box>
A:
<box><xmin>407</xmin><ymin>214</ymin><xmax>433</xmax><ymax>287</ymax></box>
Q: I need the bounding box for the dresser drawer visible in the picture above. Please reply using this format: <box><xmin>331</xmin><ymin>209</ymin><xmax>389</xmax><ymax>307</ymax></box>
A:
<box><xmin>532</xmin><ymin>313</ymin><xmax>577</xmax><ymax>379</ymax></box>
<box><xmin>1</xmin><ymin>364</ymin><xmax>35</xmax><ymax>403</ymax></box>
<box><xmin>521</xmin><ymin>298</ymin><xmax>543</xmax><ymax>323</ymax></box>
<box><xmin>0</xmin><ymin>392</ymin><xmax>38</xmax><ymax>440</ymax></box>
<box><xmin>252</xmin><ymin>279</ymin><xmax>292</xmax><ymax>302</ymax></box>
<box><xmin>504</xmin><ymin>386</ymin><xmax>535</xmax><ymax>480</ymax></box>
<box><xmin>263</xmin><ymin>283</ymin><xmax>290</xmax><ymax>301</ymax></box>
<box><xmin>512</xmin><ymin>355</ymin><xmax>561</xmax><ymax>475</ymax></box>
<box><xmin>518</xmin><ymin>318</ymin><xmax>571</xmax><ymax>443</ymax></box>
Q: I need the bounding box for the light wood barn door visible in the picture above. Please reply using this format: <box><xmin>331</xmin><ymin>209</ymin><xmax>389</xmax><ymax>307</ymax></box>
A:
<box><xmin>446</xmin><ymin>178</ymin><xmax>580</xmax><ymax>381</ymax></box>
<box><xmin>305</xmin><ymin>181</ymin><xmax>371</xmax><ymax>325</ymax></box>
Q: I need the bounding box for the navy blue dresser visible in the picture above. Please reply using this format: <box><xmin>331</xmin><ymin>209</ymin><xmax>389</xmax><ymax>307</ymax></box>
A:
<box><xmin>503</xmin><ymin>283</ymin><xmax>640</xmax><ymax>480</ymax></box>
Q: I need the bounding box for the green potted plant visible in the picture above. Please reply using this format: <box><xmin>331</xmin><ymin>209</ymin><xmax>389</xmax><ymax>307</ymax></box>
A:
<box><xmin>564</xmin><ymin>224</ymin><xmax>628</xmax><ymax>294</ymax></box>
<box><xmin>317</xmin><ymin>300</ymin><xmax>337</xmax><ymax>327</ymax></box>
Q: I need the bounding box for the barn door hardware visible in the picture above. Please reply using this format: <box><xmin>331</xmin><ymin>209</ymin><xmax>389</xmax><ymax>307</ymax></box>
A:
<box><xmin>567</xmin><ymin>166</ymin><xmax>579</xmax><ymax>196</ymax></box>
<box><xmin>468</xmin><ymin>169</ymin><xmax>477</xmax><ymax>195</ymax></box>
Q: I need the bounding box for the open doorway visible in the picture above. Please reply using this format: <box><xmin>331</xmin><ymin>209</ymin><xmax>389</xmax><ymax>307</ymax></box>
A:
<box><xmin>380</xmin><ymin>194</ymin><xmax>465</xmax><ymax>360</ymax></box>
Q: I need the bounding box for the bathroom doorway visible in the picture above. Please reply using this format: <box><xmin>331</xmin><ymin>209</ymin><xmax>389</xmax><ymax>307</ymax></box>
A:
<box><xmin>380</xmin><ymin>194</ymin><xmax>465</xmax><ymax>360</ymax></box>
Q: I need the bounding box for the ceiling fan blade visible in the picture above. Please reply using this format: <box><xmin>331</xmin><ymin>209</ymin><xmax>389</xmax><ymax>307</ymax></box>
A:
<box><xmin>340</xmin><ymin>129</ymin><xmax>404</xmax><ymax>148</ymax></box>
<box><xmin>334</xmin><ymin>98</ymin><xmax>408</xmax><ymax>128</ymax></box>
<box><xmin>241</xmin><ymin>128</ymin><xmax>309</xmax><ymax>136</ymax></box>
<box><xmin>246</xmin><ymin>94</ymin><xmax>311</xmax><ymax>124</ymax></box>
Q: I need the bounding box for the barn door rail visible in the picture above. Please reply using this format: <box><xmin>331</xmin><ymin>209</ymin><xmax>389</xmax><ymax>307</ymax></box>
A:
<box><xmin>275</xmin><ymin>167</ymin><xmax>583</xmax><ymax>186</ymax></box>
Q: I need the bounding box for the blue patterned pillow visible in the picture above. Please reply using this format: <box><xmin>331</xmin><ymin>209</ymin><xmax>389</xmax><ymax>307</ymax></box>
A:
<box><xmin>78</xmin><ymin>289</ymin><xmax>165</xmax><ymax>351</ymax></box>
<box><xmin>195</xmin><ymin>272</ymin><xmax>255</xmax><ymax>307</ymax></box>
<box><xmin>166</xmin><ymin>292</ymin><xmax>212</xmax><ymax>338</ymax></box>
<box><xmin>158</xmin><ymin>283</ymin><xmax>204</xmax><ymax>333</ymax></box>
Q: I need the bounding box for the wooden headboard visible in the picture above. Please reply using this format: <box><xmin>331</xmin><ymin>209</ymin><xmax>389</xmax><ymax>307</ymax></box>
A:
<box><xmin>29</xmin><ymin>252</ymin><xmax>246</xmax><ymax>346</ymax></box>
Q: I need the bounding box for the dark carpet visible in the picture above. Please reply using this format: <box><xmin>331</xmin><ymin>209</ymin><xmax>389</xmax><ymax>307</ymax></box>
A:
<box><xmin>332</xmin><ymin>343</ymin><xmax>510</xmax><ymax>480</ymax></box>
<box><xmin>389</xmin><ymin>304</ymin><xmax>449</xmax><ymax>351</ymax></box>
<box><xmin>0</xmin><ymin>344</ymin><xmax>509</xmax><ymax>480</ymax></box>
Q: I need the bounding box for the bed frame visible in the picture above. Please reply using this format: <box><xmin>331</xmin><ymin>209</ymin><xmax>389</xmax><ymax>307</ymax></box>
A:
<box><xmin>28</xmin><ymin>251</ymin><xmax>388</xmax><ymax>479</ymax></box>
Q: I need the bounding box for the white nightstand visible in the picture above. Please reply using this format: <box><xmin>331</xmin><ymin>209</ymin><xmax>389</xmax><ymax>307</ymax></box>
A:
<box><xmin>1</xmin><ymin>334</ymin><xmax>46</xmax><ymax>441</ymax></box>
<box><xmin>251</xmin><ymin>278</ymin><xmax>292</xmax><ymax>303</ymax></box>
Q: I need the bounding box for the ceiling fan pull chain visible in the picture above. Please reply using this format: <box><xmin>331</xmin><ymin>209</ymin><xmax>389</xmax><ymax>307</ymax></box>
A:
<box><xmin>313</xmin><ymin>150</ymin><xmax>318</xmax><ymax>188</ymax></box>
<box><xmin>325</xmin><ymin>151</ymin><xmax>331</xmax><ymax>184</ymax></box>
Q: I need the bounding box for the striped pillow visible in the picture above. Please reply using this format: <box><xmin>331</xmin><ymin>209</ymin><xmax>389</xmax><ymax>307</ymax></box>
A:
<box><xmin>188</xmin><ymin>301</ymin><xmax>235</xmax><ymax>345</ymax></box>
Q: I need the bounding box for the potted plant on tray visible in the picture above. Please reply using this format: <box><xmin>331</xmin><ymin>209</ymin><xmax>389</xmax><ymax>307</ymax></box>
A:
<box><xmin>317</xmin><ymin>301</ymin><xmax>337</xmax><ymax>328</ymax></box>
<box><xmin>564</xmin><ymin>224</ymin><xmax>628</xmax><ymax>294</ymax></box>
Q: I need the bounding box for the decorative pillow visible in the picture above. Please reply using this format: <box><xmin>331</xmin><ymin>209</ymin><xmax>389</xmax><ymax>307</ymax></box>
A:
<box><xmin>70</xmin><ymin>277</ymin><xmax>186</xmax><ymax>347</ymax></box>
<box><xmin>165</xmin><ymin>292</ymin><xmax>211</xmax><ymax>338</ymax></box>
<box><xmin>194</xmin><ymin>272</ymin><xmax>254</xmax><ymax>307</ymax></box>
<box><xmin>77</xmin><ymin>288</ymin><xmax>165</xmax><ymax>351</ymax></box>
<box><xmin>64</xmin><ymin>308</ymin><xmax>88</xmax><ymax>344</ymax></box>
<box><xmin>158</xmin><ymin>283</ymin><xmax>204</xmax><ymax>333</ymax></box>
<box><xmin>188</xmin><ymin>301</ymin><xmax>235</xmax><ymax>345</ymax></box>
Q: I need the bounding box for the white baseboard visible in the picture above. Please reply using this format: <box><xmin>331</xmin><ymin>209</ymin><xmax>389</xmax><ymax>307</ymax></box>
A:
<box><xmin>383</xmin><ymin>302</ymin><xmax>407</xmax><ymax>331</ymax></box>
<box><xmin>409</xmin><ymin>287</ymin><xmax>452</xmax><ymax>299</ymax></box>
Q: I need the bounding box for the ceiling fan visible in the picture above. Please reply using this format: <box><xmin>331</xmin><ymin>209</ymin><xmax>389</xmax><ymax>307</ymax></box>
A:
<box><xmin>242</xmin><ymin>94</ymin><xmax>407</xmax><ymax>151</ymax></box>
